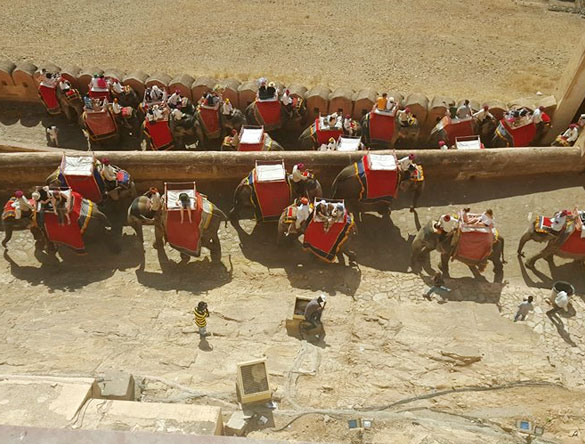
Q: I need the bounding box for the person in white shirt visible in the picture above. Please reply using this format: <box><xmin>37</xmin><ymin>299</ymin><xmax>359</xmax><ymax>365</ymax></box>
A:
<box><xmin>152</xmin><ymin>104</ymin><xmax>163</xmax><ymax>121</ymax></box>
<box><xmin>479</xmin><ymin>209</ymin><xmax>494</xmax><ymax>229</ymax></box>
<box><xmin>292</xmin><ymin>163</ymin><xmax>308</xmax><ymax>183</ymax></box>
<box><xmin>146</xmin><ymin>187</ymin><xmax>162</xmax><ymax>213</ymax></box>
<box><xmin>167</xmin><ymin>90</ymin><xmax>182</xmax><ymax>108</ymax></box>
<box><xmin>58</xmin><ymin>78</ymin><xmax>71</xmax><ymax>92</ymax></box>
<box><xmin>100</xmin><ymin>158</ymin><xmax>117</xmax><ymax>183</ymax></box>
<box><xmin>561</xmin><ymin>124</ymin><xmax>580</xmax><ymax>144</ymax></box>
<box><xmin>328</xmin><ymin>113</ymin><xmax>338</xmax><ymax>128</ymax></box>
<box><xmin>398</xmin><ymin>154</ymin><xmax>415</xmax><ymax>171</ymax></box>
<box><xmin>46</xmin><ymin>126</ymin><xmax>59</xmax><ymax>147</ymax></box>
<box><xmin>111</xmin><ymin>98</ymin><xmax>122</xmax><ymax>115</ymax></box>
<box><xmin>343</xmin><ymin>115</ymin><xmax>354</xmax><ymax>135</ymax></box>
<box><xmin>435</xmin><ymin>214</ymin><xmax>457</xmax><ymax>234</ymax></box>
<box><xmin>386</xmin><ymin>97</ymin><xmax>396</xmax><ymax>113</ymax></box>
<box><xmin>11</xmin><ymin>190</ymin><xmax>35</xmax><ymax>220</ymax></box>
<box><xmin>40</xmin><ymin>72</ymin><xmax>57</xmax><ymax>88</ymax></box>
<box><xmin>150</xmin><ymin>85</ymin><xmax>164</xmax><ymax>102</ymax></box>
<box><xmin>456</xmin><ymin>100</ymin><xmax>472</xmax><ymax>119</ymax></box>
<box><xmin>221</xmin><ymin>98</ymin><xmax>234</xmax><ymax>116</ymax></box>
<box><xmin>473</xmin><ymin>105</ymin><xmax>494</xmax><ymax>123</ymax></box>
<box><xmin>532</xmin><ymin>106</ymin><xmax>544</xmax><ymax>124</ymax></box>
<box><xmin>397</xmin><ymin>107</ymin><xmax>412</xmax><ymax>127</ymax></box>
<box><xmin>171</xmin><ymin>108</ymin><xmax>184</xmax><ymax>121</ymax></box>
<box><xmin>289</xmin><ymin>197</ymin><xmax>311</xmax><ymax>234</ymax></box>
<box><xmin>551</xmin><ymin>210</ymin><xmax>568</xmax><ymax>232</ymax></box>
<box><xmin>111</xmin><ymin>80</ymin><xmax>124</xmax><ymax>95</ymax></box>
<box><xmin>281</xmin><ymin>89</ymin><xmax>292</xmax><ymax>107</ymax></box>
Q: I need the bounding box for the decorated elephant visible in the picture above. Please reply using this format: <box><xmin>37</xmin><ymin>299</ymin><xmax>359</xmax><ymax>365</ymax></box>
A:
<box><xmin>518</xmin><ymin>213</ymin><xmax>585</xmax><ymax>268</ymax></box>
<box><xmin>128</xmin><ymin>193</ymin><xmax>228</xmax><ymax>262</ymax></box>
<box><xmin>393</xmin><ymin>116</ymin><xmax>420</xmax><ymax>149</ymax></box>
<box><xmin>2</xmin><ymin>196</ymin><xmax>44</xmax><ymax>249</ymax></box>
<box><xmin>411</xmin><ymin>219</ymin><xmax>505</xmax><ymax>280</ymax></box>
<box><xmin>55</xmin><ymin>87</ymin><xmax>84</xmax><ymax>123</ymax></box>
<box><xmin>276</xmin><ymin>202</ymin><xmax>357</xmax><ymax>265</ymax></box>
<box><xmin>229</xmin><ymin>170</ymin><xmax>323</xmax><ymax>221</ymax></box>
<box><xmin>331</xmin><ymin>158</ymin><xmax>424</xmax><ymax>220</ymax></box>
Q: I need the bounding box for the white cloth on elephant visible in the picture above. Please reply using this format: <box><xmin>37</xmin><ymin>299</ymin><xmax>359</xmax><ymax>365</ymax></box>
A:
<box><xmin>343</xmin><ymin>117</ymin><xmax>353</xmax><ymax>134</ymax></box>
<box><xmin>318</xmin><ymin>143</ymin><xmax>328</xmax><ymax>151</ymax></box>
<box><xmin>58</xmin><ymin>79</ymin><xmax>71</xmax><ymax>91</ymax></box>
<box><xmin>398</xmin><ymin>156</ymin><xmax>413</xmax><ymax>171</ymax></box>
<box><xmin>456</xmin><ymin>104</ymin><xmax>472</xmax><ymax>119</ymax></box>
<box><xmin>11</xmin><ymin>196</ymin><xmax>35</xmax><ymax>219</ymax></box>
<box><xmin>438</xmin><ymin>215</ymin><xmax>457</xmax><ymax>232</ymax></box>
<box><xmin>281</xmin><ymin>91</ymin><xmax>292</xmax><ymax>106</ymax></box>
<box><xmin>152</xmin><ymin>105</ymin><xmax>163</xmax><ymax>121</ymax></box>
<box><xmin>326</xmin><ymin>140</ymin><xmax>337</xmax><ymax>151</ymax></box>
<box><xmin>150</xmin><ymin>85</ymin><xmax>164</xmax><ymax>101</ymax></box>
<box><xmin>397</xmin><ymin>109</ymin><xmax>410</xmax><ymax>124</ymax></box>
<box><xmin>473</xmin><ymin>108</ymin><xmax>494</xmax><ymax>122</ymax></box>
<box><xmin>295</xmin><ymin>203</ymin><xmax>311</xmax><ymax>230</ymax></box>
<box><xmin>551</xmin><ymin>213</ymin><xmax>566</xmax><ymax>232</ymax></box>
<box><xmin>167</xmin><ymin>92</ymin><xmax>181</xmax><ymax>107</ymax></box>
<box><xmin>562</xmin><ymin>127</ymin><xmax>579</xmax><ymax>143</ymax></box>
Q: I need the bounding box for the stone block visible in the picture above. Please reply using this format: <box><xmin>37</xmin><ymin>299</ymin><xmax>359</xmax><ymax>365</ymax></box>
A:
<box><xmin>353</xmin><ymin>88</ymin><xmax>377</xmax><ymax>120</ymax></box>
<box><xmin>96</xmin><ymin>371</ymin><xmax>136</xmax><ymax>401</ymax></box>
<box><xmin>328</xmin><ymin>86</ymin><xmax>354</xmax><ymax>117</ymax></box>
<box><xmin>225</xmin><ymin>410</ymin><xmax>248</xmax><ymax>436</ymax></box>
<box><xmin>192</xmin><ymin>76</ymin><xmax>217</xmax><ymax>103</ymax></box>
<box><xmin>169</xmin><ymin>74</ymin><xmax>195</xmax><ymax>100</ymax></box>
<box><xmin>305</xmin><ymin>85</ymin><xmax>330</xmax><ymax>121</ymax></box>
<box><xmin>123</xmin><ymin>71</ymin><xmax>149</xmax><ymax>97</ymax></box>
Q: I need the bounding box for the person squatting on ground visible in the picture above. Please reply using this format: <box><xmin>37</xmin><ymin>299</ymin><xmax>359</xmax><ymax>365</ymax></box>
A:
<box><xmin>194</xmin><ymin>301</ymin><xmax>210</xmax><ymax>340</ymax></box>
<box><xmin>514</xmin><ymin>296</ymin><xmax>534</xmax><ymax>322</ymax></box>
<box><xmin>424</xmin><ymin>271</ymin><xmax>451</xmax><ymax>300</ymax></box>
<box><xmin>304</xmin><ymin>294</ymin><xmax>326</xmax><ymax>328</ymax></box>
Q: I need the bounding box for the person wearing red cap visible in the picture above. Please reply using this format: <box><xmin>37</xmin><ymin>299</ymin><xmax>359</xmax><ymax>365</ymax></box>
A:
<box><xmin>438</xmin><ymin>140</ymin><xmax>448</xmax><ymax>150</ymax></box>
<box><xmin>291</xmin><ymin>162</ymin><xmax>310</xmax><ymax>197</ymax></box>
<box><xmin>435</xmin><ymin>214</ymin><xmax>457</xmax><ymax>234</ymax></box>
<box><xmin>398</xmin><ymin>153</ymin><xmax>415</xmax><ymax>171</ymax></box>
<box><xmin>397</xmin><ymin>107</ymin><xmax>412</xmax><ymax>127</ymax></box>
<box><xmin>167</xmin><ymin>89</ymin><xmax>182</xmax><ymax>108</ymax></box>
<box><xmin>473</xmin><ymin>104</ymin><xmax>494</xmax><ymax>123</ymax></box>
<box><xmin>281</xmin><ymin>89</ymin><xmax>292</xmax><ymax>108</ymax></box>
<box><xmin>456</xmin><ymin>99</ymin><xmax>472</xmax><ymax>120</ymax></box>
<box><xmin>343</xmin><ymin>115</ymin><xmax>354</xmax><ymax>135</ymax></box>
<box><xmin>11</xmin><ymin>190</ymin><xmax>35</xmax><ymax>220</ymax></box>
<box><xmin>561</xmin><ymin>124</ymin><xmax>580</xmax><ymax>145</ymax></box>
<box><xmin>289</xmin><ymin>196</ymin><xmax>312</xmax><ymax>235</ymax></box>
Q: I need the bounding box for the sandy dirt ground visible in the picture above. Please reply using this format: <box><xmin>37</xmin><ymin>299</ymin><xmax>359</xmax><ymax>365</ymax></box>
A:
<box><xmin>0</xmin><ymin>0</ymin><xmax>583</xmax><ymax>103</ymax></box>
<box><xmin>2</xmin><ymin>174</ymin><xmax>585</xmax><ymax>443</ymax></box>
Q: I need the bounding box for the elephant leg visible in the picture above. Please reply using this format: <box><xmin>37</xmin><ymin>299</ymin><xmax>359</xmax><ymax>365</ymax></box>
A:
<box><xmin>211</xmin><ymin>236</ymin><xmax>222</xmax><ymax>262</ymax></box>
<box><xmin>517</xmin><ymin>232</ymin><xmax>531</xmax><ymax>257</ymax></box>
<box><xmin>345</xmin><ymin>249</ymin><xmax>357</xmax><ymax>265</ymax></box>
<box><xmin>153</xmin><ymin>224</ymin><xmax>164</xmax><ymax>249</ymax></box>
<box><xmin>2</xmin><ymin>227</ymin><xmax>13</xmax><ymax>248</ymax></box>
<box><xmin>439</xmin><ymin>253</ymin><xmax>451</xmax><ymax>278</ymax></box>
<box><xmin>411</xmin><ymin>183</ymin><xmax>423</xmax><ymax>212</ymax></box>
<box><xmin>179</xmin><ymin>252</ymin><xmax>190</xmax><ymax>263</ymax></box>
<box><xmin>132</xmin><ymin>221</ymin><xmax>144</xmax><ymax>244</ymax></box>
<box><xmin>526</xmin><ymin>244</ymin><xmax>556</xmax><ymax>269</ymax></box>
<box><xmin>336</xmin><ymin>252</ymin><xmax>346</xmax><ymax>266</ymax></box>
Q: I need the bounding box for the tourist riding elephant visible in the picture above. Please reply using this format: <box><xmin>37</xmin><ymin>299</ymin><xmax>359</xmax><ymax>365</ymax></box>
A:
<box><xmin>297</xmin><ymin>119</ymin><xmax>362</xmax><ymax>150</ymax></box>
<box><xmin>331</xmin><ymin>164</ymin><xmax>423</xmax><ymax>220</ymax></box>
<box><xmin>56</xmin><ymin>88</ymin><xmax>84</xmax><ymax>123</ymax></box>
<box><xmin>113</xmin><ymin>85</ymin><xmax>141</xmax><ymax>109</ymax></box>
<box><xmin>220</xmin><ymin>132</ymin><xmax>285</xmax><ymax>151</ymax></box>
<box><xmin>518</xmin><ymin>216</ymin><xmax>585</xmax><ymax>269</ymax></box>
<box><xmin>228</xmin><ymin>172</ymin><xmax>323</xmax><ymax>221</ymax></box>
<box><xmin>411</xmin><ymin>220</ymin><xmax>505</xmax><ymax>280</ymax></box>
<box><xmin>428</xmin><ymin>117</ymin><xmax>480</xmax><ymax>148</ymax></box>
<box><xmin>275</xmin><ymin>203</ymin><xmax>358</xmax><ymax>265</ymax></box>
<box><xmin>152</xmin><ymin>196</ymin><xmax>228</xmax><ymax>262</ymax></box>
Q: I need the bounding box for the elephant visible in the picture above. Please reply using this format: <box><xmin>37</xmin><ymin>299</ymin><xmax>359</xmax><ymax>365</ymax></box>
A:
<box><xmin>153</xmin><ymin>196</ymin><xmax>228</xmax><ymax>263</ymax></box>
<box><xmin>331</xmin><ymin>162</ymin><xmax>423</xmax><ymax>220</ymax></box>
<box><xmin>411</xmin><ymin>220</ymin><xmax>505</xmax><ymax>280</ymax></box>
<box><xmin>393</xmin><ymin>117</ymin><xmax>420</xmax><ymax>149</ymax></box>
<box><xmin>55</xmin><ymin>88</ymin><xmax>84</xmax><ymax>123</ymax></box>
<box><xmin>229</xmin><ymin>172</ymin><xmax>323</xmax><ymax>221</ymax></box>
<box><xmin>112</xmin><ymin>85</ymin><xmax>141</xmax><ymax>109</ymax></box>
<box><xmin>297</xmin><ymin>119</ymin><xmax>362</xmax><ymax>150</ymax></box>
<box><xmin>518</xmin><ymin>216</ymin><xmax>585</xmax><ymax>268</ymax></box>
<box><xmin>3</xmin><ymin>195</ymin><xmax>112</xmax><ymax>254</ymax></box>
<box><xmin>2</xmin><ymin>200</ymin><xmax>44</xmax><ymax>249</ymax></box>
<box><xmin>80</xmin><ymin>109</ymin><xmax>121</xmax><ymax>146</ymax></box>
<box><xmin>245</xmin><ymin>99</ymin><xmax>307</xmax><ymax>135</ymax></box>
<box><xmin>276</xmin><ymin>203</ymin><xmax>357</xmax><ymax>265</ymax></box>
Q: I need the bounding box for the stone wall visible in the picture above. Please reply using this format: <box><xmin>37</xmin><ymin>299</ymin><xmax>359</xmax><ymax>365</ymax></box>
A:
<box><xmin>0</xmin><ymin>147</ymin><xmax>582</xmax><ymax>192</ymax></box>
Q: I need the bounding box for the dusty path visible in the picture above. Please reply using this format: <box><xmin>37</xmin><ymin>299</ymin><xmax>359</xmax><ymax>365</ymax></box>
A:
<box><xmin>0</xmin><ymin>0</ymin><xmax>582</xmax><ymax>102</ymax></box>
<box><xmin>1</xmin><ymin>175</ymin><xmax>585</xmax><ymax>442</ymax></box>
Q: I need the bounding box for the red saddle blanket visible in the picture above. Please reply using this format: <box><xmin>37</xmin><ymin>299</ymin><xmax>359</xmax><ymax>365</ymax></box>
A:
<box><xmin>2</xmin><ymin>197</ymin><xmax>35</xmax><ymax>220</ymax></box>
<box><xmin>455</xmin><ymin>229</ymin><xmax>494</xmax><ymax>263</ymax></box>
<box><xmin>166</xmin><ymin>193</ymin><xmax>203</xmax><ymax>255</ymax></box>
<box><xmin>43</xmin><ymin>192</ymin><xmax>92</xmax><ymax>253</ymax></box>
<box><xmin>145</xmin><ymin>119</ymin><xmax>173</xmax><ymax>150</ymax></box>
<box><xmin>39</xmin><ymin>85</ymin><xmax>59</xmax><ymax>112</ymax></box>
<box><xmin>198</xmin><ymin>106</ymin><xmax>221</xmax><ymax>137</ymax></box>
<box><xmin>441</xmin><ymin>116</ymin><xmax>475</xmax><ymax>145</ymax></box>
<box><xmin>247</xmin><ymin>170</ymin><xmax>291</xmax><ymax>221</ymax></box>
<box><xmin>369</xmin><ymin>112</ymin><xmax>395</xmax><ymax>142</ymax></box>
<box><xmin>303</xmin><ymin>212</ymin><xmax>354</xmax><ymax>262</ymax></box>
<box><xmin>314</xmin><ymin>118</ymin><xmax>343</xmax><ymax>145</ymax></box>
<box><xmin>85</xmin><ymin>110</ymin><xmax>117</xmax><ymax>137</ymax></box>
<box><xmin>254</xmin><ymin>100</ymin><xmax>282</xmax><ymax>131</ymax></box>
<box><xmin>560</xmin><ymin>229</ymin><xmax>585</xmax><ymax>255</ymax></box>
<box><xmin>502</xmin><ymin>119</ymin><xmax>536</xmax><ymax>147</ymax></box>
<box><xmin>356</xmin><ymin>155</ymin><xmax>399</xmax><ymax>202</ymax></box>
